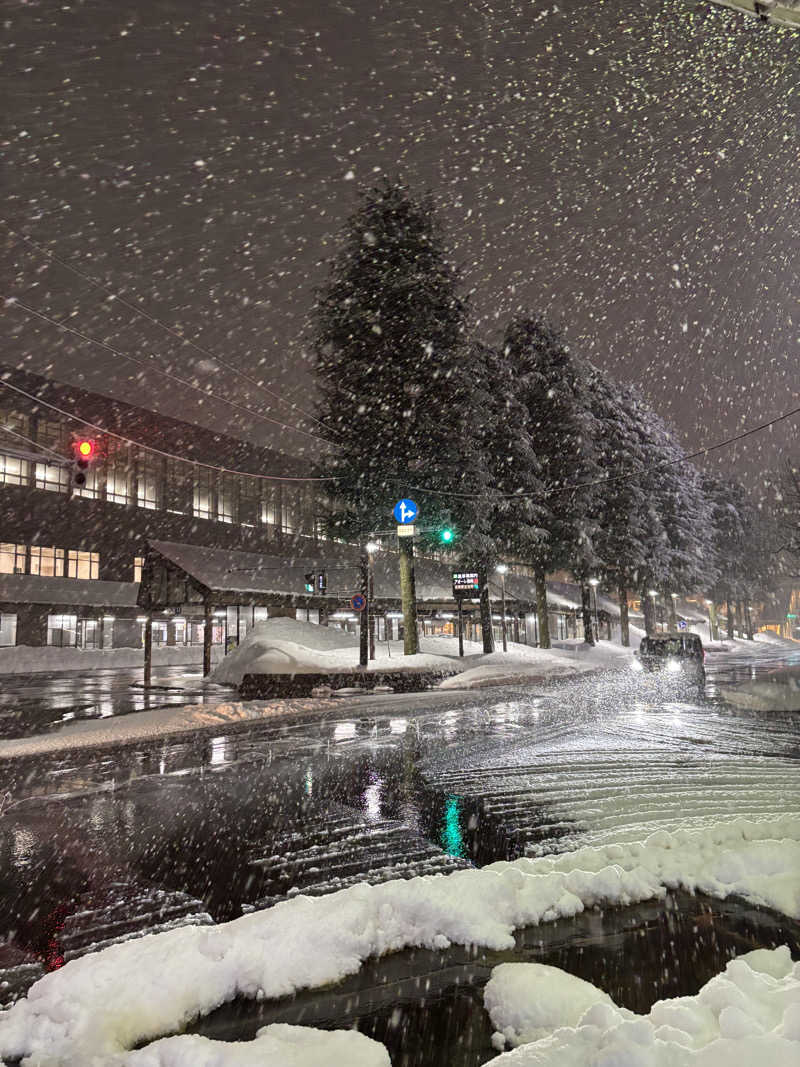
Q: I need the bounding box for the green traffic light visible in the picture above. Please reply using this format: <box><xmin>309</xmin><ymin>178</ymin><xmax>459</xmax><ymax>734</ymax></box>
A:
<box><xmin>440</xmin><ymin>528</ymin><xmax>454</xmax><ymax>543</ymax></box>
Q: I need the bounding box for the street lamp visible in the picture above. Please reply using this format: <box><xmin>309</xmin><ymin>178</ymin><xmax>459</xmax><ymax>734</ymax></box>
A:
<box><xmin>496</xmin><ymin>564</ymin><xmax>508</xmax><ymax>652</ymax></box>
<box><xmin>365</xmin><ymin>541</ymin><xmax>379</xmax><ymax>661</ymax></box>
<box><xmin>589</xmin><ymin>578</ymin><xmax>600</xmax><ymax>642</ymax></box>
<box><xmin>670</xmin><ymin>591</ymin><xmax>678</xmax><ymax>632</ymax></box>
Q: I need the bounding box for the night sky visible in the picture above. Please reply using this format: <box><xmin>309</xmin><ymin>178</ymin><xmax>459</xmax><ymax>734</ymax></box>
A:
<box><xmin>2</xmin><ymin>0</ymin><xmax>798</xmax><ymax>480</ymax></box>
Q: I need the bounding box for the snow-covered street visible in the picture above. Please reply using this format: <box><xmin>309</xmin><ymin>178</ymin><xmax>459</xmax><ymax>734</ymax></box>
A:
<box><xmin>0</xmin><ymin>645</ymin><xmax>798</xmax><ymax>1064</ymax></box>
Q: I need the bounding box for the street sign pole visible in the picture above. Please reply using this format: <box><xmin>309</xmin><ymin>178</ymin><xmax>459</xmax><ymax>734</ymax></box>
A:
<box><xmin>457</xmin><ymin>596</ymin><xmax>464</xmax><ymax>657</ymax></box>
<box><xmin>393</xmin><ymin>500</ymin><xmax>420</xmax><ymax>656</ymax></box>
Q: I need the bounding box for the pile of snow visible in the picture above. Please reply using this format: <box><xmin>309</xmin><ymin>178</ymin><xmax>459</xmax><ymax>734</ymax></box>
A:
<box><xmin>0</xmin><ymin>644</ymin><xmax>223</xmax><ymax>675</ymax></box>
<box><xmin>485</xmin><ymin>962</ymin><xmax>614</xmax><ymax>1046</ymax></box>
<box><xmin>210</xmin><ymin>619</ymin><xmax>455</xmax><ymax>686</ymax></box>
<box><xmin>0</xmin><ymin>817</ymin><xmax>796</xmax><ymax>1066</ymax></box>
<box><xmin>126</xmin><ymin>1023</ymin><xmax>389</xmax><ymax>1067</ymax></box>
<box><xmin>439</xmin><ymin>639</ymin><xmax>633</xmax><ymax>690</ymax></box>
<box><xmin>485</xmin><ymin>947</ymin><xmax>800</xmax><ymax>1063</ymax></box>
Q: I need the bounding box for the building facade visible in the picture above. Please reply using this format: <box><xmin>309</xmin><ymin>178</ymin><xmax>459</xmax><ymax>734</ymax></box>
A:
<box><xmin>0</xmin><ymin>366</ymin><xmax>329</xmax><ymax>649</ymax></box>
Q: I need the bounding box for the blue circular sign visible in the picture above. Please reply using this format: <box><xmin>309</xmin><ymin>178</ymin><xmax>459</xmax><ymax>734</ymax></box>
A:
<box><xmin>350</xmin><ymin>594</ymin><xmax>367</xmax><ymax>612</ymax></box>
<box><xmin>393</xmin><ymin>498</ymin><xmax>418</xmax><ymax>524</ymax></box>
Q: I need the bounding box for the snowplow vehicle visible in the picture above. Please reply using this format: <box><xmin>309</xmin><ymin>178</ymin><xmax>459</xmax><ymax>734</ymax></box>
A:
<box><xmin>633</xmin><ymin>632</ymin><xmax>706</xmax><ymax>681</ymax></box>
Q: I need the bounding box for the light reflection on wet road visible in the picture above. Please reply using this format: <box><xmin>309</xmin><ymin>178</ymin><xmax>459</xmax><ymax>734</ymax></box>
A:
<box><xmin>0</xmin><ymin>652</ymin><xmax>798</xmax><ymax>1002</ymax></box>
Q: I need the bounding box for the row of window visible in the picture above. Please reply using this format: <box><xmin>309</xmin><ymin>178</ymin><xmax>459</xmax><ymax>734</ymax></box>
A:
<box><xmin>0</xmin><ymin>408</ymin><xmax>324</xmax><ymax>535</ymax></box>
<box><xmin>0</xmin><ymin>543</ymin><xmax>100</xmax><ymax>580</ymax></box>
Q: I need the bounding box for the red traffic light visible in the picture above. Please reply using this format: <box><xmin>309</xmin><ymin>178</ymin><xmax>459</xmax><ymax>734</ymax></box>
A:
<box><xmin>76</xmin><ymin>440</ymin><xmax>94</xmax><ymax>458</ymax></box>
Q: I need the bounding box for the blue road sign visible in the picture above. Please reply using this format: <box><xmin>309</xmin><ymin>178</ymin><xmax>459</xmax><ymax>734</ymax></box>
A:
<box><xmin>677</xmin><ymin>619</ymin><xmax>687</xmax><ymax>630</ymax></box>
<box><xmin>350</xmin><ymin>594</ymin><xmax>367</xmax><ymax>612</ymax></box>
<box><xmin>393</xmin><ymin>498</ymin><xmax>419</xmax><ymax>524</ymax></box>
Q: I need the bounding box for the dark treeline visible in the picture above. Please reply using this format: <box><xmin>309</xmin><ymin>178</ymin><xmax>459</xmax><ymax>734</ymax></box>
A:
<box><xmin>313</xmin><ymin>181</ymin><xmax>785</xmax><ymax>646</ymax></box>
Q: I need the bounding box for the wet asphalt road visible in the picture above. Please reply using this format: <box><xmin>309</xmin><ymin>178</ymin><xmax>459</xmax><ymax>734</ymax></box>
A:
<box><xmin>0</xmin><ymin>650</ymin><xmax>798</xmax><ymax>1013</ymax></box>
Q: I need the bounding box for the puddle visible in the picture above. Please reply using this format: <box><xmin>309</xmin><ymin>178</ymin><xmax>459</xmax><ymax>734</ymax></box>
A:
<box><xmin>186</xmin><ymin>891</ymin><xmax>800</xmax><ymax>1065</ymax></box>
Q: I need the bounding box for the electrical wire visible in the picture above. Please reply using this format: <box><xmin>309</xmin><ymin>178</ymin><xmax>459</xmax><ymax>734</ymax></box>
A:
<box><xmin>0</xmin><ymin>424</ymin><xmax>69</xmax><ymax>464</ymax></box>
<box><xmin>1</xmin><ymin>220</ymin><xmax>335</xmax><ymax>435</ymax></box>
<box><xmin>4</xmin><ymin>296</ymin><xmax>334</xmax><ymax>447</ymax></box>
<box><xmin>0</xmin><ymin>378</ymin><xmax>333</xmax><ymax>483</ymax></box>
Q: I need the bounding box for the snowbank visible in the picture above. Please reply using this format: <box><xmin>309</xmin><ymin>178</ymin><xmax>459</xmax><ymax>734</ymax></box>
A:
<box><xmin>0</xmin><ymin>817</ymin><xmax>796</xmax><ymax>1066</ymax></box>
<box><xmin>126</xmin><ymin>1023</ymin><xmax>389</xmax><ymax>1067</ymax></box>
<box><xmin>210</xmin><ymin>619</ymin><xmax>453</xmax><ymax>686</ymax></box>
<box><xmin>485</xmin><ymin>963</ymin><xmax>614</xmax><ymax>1046</ymax></box>
<box><xmin>0</xmin><ymin>644</ymin><xmax>223</xmax><ymax>675</ymax></box>
<box><xmin>485</xmin><ymin>947</ymin><xmax>800</xmax><ymax>1063</ymax></box>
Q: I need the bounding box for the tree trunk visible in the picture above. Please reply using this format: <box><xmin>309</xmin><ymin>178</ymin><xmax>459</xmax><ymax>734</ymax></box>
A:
<box><xmin>479</xmin><ymin>568</ymin><xmax>495</xmax><ymax>653</ymax></box>
<box><xmin>359</xmin><ymin>551</ymin><xmax>369</xmax><ymax>668</ymax></box>
<box><xmin>618</xmin><ymin>580</ymin><xmax>630</xmax><ymax>647</ymax></box>
<box><xmin>399</xmin><ymin>537</ymin><xmax>419</xmax><ymax>655</ymax></box>
<box><xmin>737</xmin><ymin>599</ymin><xmax>745</xmax><ymax>639</ymax></box>
<box><xmin>726</xmin><ymin>599</ymin><xmax>734</xmax><ymax>641</ymax></box>
<box><xmin>707</xmin><ymin>599</ymin><xmax>719</xmax><ymax>642</ymax></box>
<box><xmin>580</xmin><ymin>583</ymin><xmax>595</xmax><ymax>645</ymax></box>
<box><xmin>667</xmin><ymin>591</ymin><xmax>678</xmax><ymax>631</ymax></box>
<box><xmin>534</xmin><ymin>567</ymin><xmax>550</xmax><ymax>650</ymax></box>
<box><xmin>643</xmin><ymin>593</ymin><xmax>655</xmax><ymax>637</ymax></box>
<box><xmin>744</xmin><ymin>599</ymin><xmax>754</xmax><ymax>640</ymax></box>
<box><xmin>203</xmin><ymin>600</ymin><xmax>213</xmax><ymax>677</ymax></box>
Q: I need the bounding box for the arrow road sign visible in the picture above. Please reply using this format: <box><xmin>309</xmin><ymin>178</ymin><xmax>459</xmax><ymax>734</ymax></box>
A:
<box><xmin>392</xmin><ymin>498</ymin><xmax>419</xmax><ymax>524</ymax></box>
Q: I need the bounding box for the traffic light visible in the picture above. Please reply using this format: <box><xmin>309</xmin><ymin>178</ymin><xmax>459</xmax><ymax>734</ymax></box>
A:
<box><xmin>304</xmin><ymin>572</ymin><xmax>315</xmax><ymax>593</ymax></box>
<box><xmin>439</xmin><ymin>527</ymin><xmax>455</xmax><ymax>544</ymax></box>
<box><xmin>72</xmin><ymin>439</ymin><xmax>95</xmax><ymax>488</ymax></box>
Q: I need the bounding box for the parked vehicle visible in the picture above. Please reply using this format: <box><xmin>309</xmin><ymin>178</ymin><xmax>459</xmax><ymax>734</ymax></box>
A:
<box><xmin>633</xmin><ymin>632</ymin><xmax>705</xmax><ymax>679</ymax></box>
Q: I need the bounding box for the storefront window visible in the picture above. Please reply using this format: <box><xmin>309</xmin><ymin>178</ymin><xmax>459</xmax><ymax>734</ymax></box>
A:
<box><xmin>47</xmin><ymin>614</ymin><xmax>77</xmax><ymax>647</ymax></box>
<box><xmin>193</xmin><ymin>467</ymin><xmax>214</xmax><ymax>519</ymax></box>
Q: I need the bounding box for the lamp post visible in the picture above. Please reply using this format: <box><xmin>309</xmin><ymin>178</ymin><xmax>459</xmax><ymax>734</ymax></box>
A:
<box><xmin>648</xmin><ymin>589</ymin><xmax>658</xmax><ymax>636</ymax></box>
<box><xmin>365</xmin><ymin>541</ymin><xmax>379</xmax><ymax>661</ymax></box>
<box><xmin>496</xmin><ymin>564</ymin><xmax>508</xmax><ymax>652</ymax></box>
<box><xmin>589</xmin><ymin>578</ymin><xmax>600</xmax><ymax>642</ymax></box>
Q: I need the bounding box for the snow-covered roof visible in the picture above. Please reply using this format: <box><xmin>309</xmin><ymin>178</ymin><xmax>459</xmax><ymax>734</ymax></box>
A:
<box><xmin>0</xmin><ymin>573</ymin><xmax>138</xmax><ymax>608</ymax></box>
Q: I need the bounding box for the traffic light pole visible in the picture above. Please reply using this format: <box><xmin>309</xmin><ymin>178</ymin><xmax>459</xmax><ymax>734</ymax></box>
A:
<box><xmin>457</xmin><ymin>597</ymin><xmax>464</xmax><ymax>657</ymax></box>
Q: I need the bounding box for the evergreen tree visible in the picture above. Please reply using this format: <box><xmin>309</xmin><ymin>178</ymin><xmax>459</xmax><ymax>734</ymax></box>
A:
<box><xmin>499</xmin><ymin>315</ymin><xmax>600</xmax><ymax>647</ymax></box>
<box><xmin>589</xmin><ymin>374</ymin><xmax>653</xmax><ymax>646</ymax></box>
<box><xmin>314</xmin><ymin>180</ymin><xmax>485</xmax><ymax>548</ymax></box>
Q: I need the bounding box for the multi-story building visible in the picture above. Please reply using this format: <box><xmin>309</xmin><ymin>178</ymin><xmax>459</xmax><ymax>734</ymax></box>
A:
<box><xmin>0</xmin><ymin>365</ymin><xmax>328</xmax><ymax>649</ymax></box>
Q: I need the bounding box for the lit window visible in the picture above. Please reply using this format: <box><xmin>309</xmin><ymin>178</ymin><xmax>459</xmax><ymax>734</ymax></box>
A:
<box><xmin>136</xmin><ymin>451</ymin><xmax>161</xmax><ymax>510</ymax></box>
<box><xmin>73</xmin><ymin>466</ymin><xmax>100</xmax><ymax>500</ymax></box>
<box><xmin>0</xmin><ymin>613</ymin><xmax>17</xmax><ymax>647</ymax></box>
<box><xmin>30</xmin><ymin>546</ymin><xmax>65</xmax><ymax>578</ymax></box>
<box><xmin>34</xmin><ymin>462</ymin><xmax>70</xmax><ymax>494</ymax></box>
<box><xmin>67</xmin><ymin>550</ymin><xmax>99</xmax><ymax>580</ymax></box>
<box><xmin>106</xmin><ymin>449</ymin><xmax>132</xmax><ymax>505</ymax></box>
<box><xmin>218</xmin><ymin>474</ymin><xmax>238</xmax><ymax>524</ymax></box>
<box><xmin>133</xmin><ymin>556</ymin><xmax>143</xmax><ymax>583</ymax></box>
<box><xmin>239</xmin><ymin>476</ymin><xmax>260</xmax><ymax>527</ymax></box>
<box><xmin>261</xmin><ymin>487</ymin><xmax>279</xmax><ymax>526</ymax></box>
<box><xmin>193</xmin><ymin>467</ymin><xmax>214</xmax><ymax>520</ymax></box>
<box><xmin>0</xmin><ymin>454</ymin><xmax>29</xmax><ymax>486</ymax></box>
<box><xmin>0</xmin><ymin>543</ymin><xmax>27</xmax><ymax>575</ymax></box>
<box><xmin>282</xmin><ymin>489</ymin><xmax>298</xmax><ymax>534</ymax></box>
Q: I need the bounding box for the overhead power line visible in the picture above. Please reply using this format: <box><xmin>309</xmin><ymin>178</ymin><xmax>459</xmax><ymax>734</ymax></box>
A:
<box><xmin>0</xmin><ymin>378</ymin><xmax>333</xmax><ymax>483</ymax></box>
<box><xmin>4</xmin><ymin>296</ymin><xmax>333</xmax><ymax>448</ymax></box>
<box><xmin>1</xmin><ymin>220</ymin><xmax>334</xmax><ymax>435</ymax></box>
